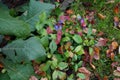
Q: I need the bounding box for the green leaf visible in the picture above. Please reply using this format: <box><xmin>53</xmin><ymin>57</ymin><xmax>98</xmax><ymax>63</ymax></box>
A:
<box><xmin>74</xmin><ymin>64</ymin><xmax>78</xmax><ymax>72</ymax></box>
<box><xmin>0</xmin><ymin>73</ymin><xmax>10</xmax><ymax>80</ymax></box>
<box><xmin>23</xmin><ymin>0</ymin><xmax>55</xmax><ymax>31</ymax></box>
<box><xmin>0</xmin><ymin>5</ymin><xmax>30</xmax><ymax>38</ymax></box>
<box><xmin>58</xmin><ymin>62</ymin><xmax>68</xmax><ymax>70</ymax></box>
<box><xmin>52</xmin><ymin>70</ymin><xmax>66</xmax><ymax>80</ymax></box>
<box><xmin>77</xmin><ymin>73</ymin><xmax>85</xmax><ymax>79</ymax></box>
<box><xmin>2</xmin><ymin>37</ymin><xmax>46</xmax><ymax>62</ymax></box>
<box><xmin>74</xmin><ymin>45</ymin><xmax>84</xmax><ymax>55</ymax></box>
<box><xmin>3</xmin><ymin>60</ymin><xmax>34</xmax><ymax>80</ymax></box>
<box><xmin>73</xmin><ymin>35</ymin><xmax>82</xmax><ymax>44</ymax></box>
<box><xmin>89</xmin><ymin>47</ymin><xmax>93</xmax><ymax>55</ymax></box>
<box><xmin>87</xmin><ymin>25</ymin><xmax>92</xmax><ymax>37</ymax></box>
<box><xmin>40</xmin><ymin>36</ymin><xmax>49</xmax><ymax>48</ymax></box>
<box><xmin>49</xmin><ymin>40</ymin><xmax>57</xmax><ymax>53</ymax></box>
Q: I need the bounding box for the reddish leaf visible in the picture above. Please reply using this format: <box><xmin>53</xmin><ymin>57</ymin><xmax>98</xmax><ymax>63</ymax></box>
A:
<box><xmin>114</xmin><ymin>78</ymin><xmax>120</xmax><ymax>80</ymax></box>
<box><xmin>32</xmin><ymin>61</ymin><xmax>46</xmax><ymax>76</ymax></box>
<box><xmin>103</xmin><ymin>76</ymin><xmax>108</xmax><ymax>80</ymax></box>
<box><xmin>29</xmin><ymin>76</ymin><xmax>38</xmax><ymax>80</ymax></box>
<box><xmin>56</xmin><ymin>30</ymin><xmax>62</xmax><ymax>44</ymax></box>
<box><xmin>58</xmin><ymin>45</ymin><xmax>64</xmax><ymax>54</ymax></box>
<box><xmin>111</xmin><ymin>62</ymin><xmax>118</xmax><ymax>68</ymax></box>
<box><xmin>114</xmin><ymin>6</ymin><xmax>119</xmax><ymax>14</ymax></box>
<box><xmin>95</xmin><ymin>38</ymin><xmax>108</xmax><ymax>46</ymax></box>
<box><xmin>83</xmin><ymin>49</ymin><xmax>90</xmax><ymax>66</ymax></box>
<box><xmin>78</xmin><ymin>67</ymin><xmax>91</xmax><ymax>80</ymax></box>
<box><xmin>4</xmin><ymin>35</ymin><xmax>11</xmax><ymax>41</ymax></box>
<box><xmin>66</xmin><ymin>9</ymin><xmax>74</xmax><ymax>14</ymax></box>
<box><xmin>60</xmin><ymin>15</ymin><xmax>70</xmax><ymax>22</ymax></box>
<box><xmin>46</xmin><ymin>27</ymin><xmax>53</xmax><ymax>34</ymax></box>
<box><xmin>97</xmin><ymin>31</ymin><xmax>104</xmax><ymax>36</ymax></box>
<box><xmin>78</xmin><ymin>32</ymin><xmax>83</xmax><ymax>36</ymax></box>
<box><xmin>106</xmin><ymin>49</ymin><xmax>112</xmax><ymax>57</ymax></box>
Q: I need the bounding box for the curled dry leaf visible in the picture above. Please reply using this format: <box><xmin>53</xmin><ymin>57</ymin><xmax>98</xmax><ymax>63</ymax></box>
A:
<box><xmin>98</xmin><ymin>13</ymin><xmax>106</xmax><ymax>19</ymax></box>
<box><xmin>90</xmin><ymin>63</ymin><xmax>96</xmax><ymax>69</ymax></box>
<box><xmin>29</xmin><ymin>76</ymin><xmax>38</xmax><ymax>80</ymax></box>
<box><xmin>93</xmin><ymin>47</ymin><xmax>100</xmax><ymax>60</ymax></box>
<box><xmin>113</xmin><ymin>70</ymin><xmax>120</xmax><ymax>77</ymax></box>
<box><xmin>78</xmin><ymin>67</ymin><xmax>91</xmax><ymax>80</ymax></box>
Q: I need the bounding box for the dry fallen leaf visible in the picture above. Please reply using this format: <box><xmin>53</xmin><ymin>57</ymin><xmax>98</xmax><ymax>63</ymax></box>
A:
<box><xmin>103</xmin><ymin>76</ymin><xmax>108</xmax><ymax>80</ymax></box>
<box><xmin>78</xmin><ymin>67</ymin><xmax>91</xmax><ymax>80</ymax></box>
<box><xmin>111</xmin><ymin>52</ymin><xmax>115</xmax><ymax>61</ymax></box>
<box><xmin>29</xmin><ymin>76</ymin><xmax>38</xmax><ymax>80</ymax></box>
<box><xmin>40</xmin><ymin>77</ymin><xmax>48</xmax><ymax>80</ymax></box>
<box><xmin>111</xmin><ymin>41</ymin><xmax>118</xmax><ymax>50</ymax></box>
<box><xmin>111</xmin><ymin>62</ymin><xmax>118</xmax><ymax>68</ymax></box>
<box><xmin>97</xmin><ymin>31</ymin><xmax>104</xmax><ymax>36</ymax></box>
<box><xmin>113</xmin><ymin>70</ymin><xmax>120</xmax><ymax>77</ymax></box>
<box><xmin>117</xmin><ymin>67</ymin><xmax>120</xmax><ymax>72</ymax></box>
<box><xmin>90</xmin><ymin>63</ymin><xmax>96</xmax><ymax>69</ymax></box>
<box><xmin>95</xmin><ymin>38</ymin><xmax>108</xmax><ymax>47</ymax></box>
<box><xmin>114</xmin><ymin>6</ymin><xmax>119</xmax><ymax>14</ymax></box>
<box><xmin>98</xmin><ymin>13</ymin><xmax>106</xmax><ymax>19</ymax></box>
<box><xmin>94</xmin><ymin>47</ymin><xmax>100</xmax><ymax>60</ymax></box>
<box><xmin>114</xmin><ymin>78</ymin><xmax>120</xmax><ymax>80</ymax></box>
<box><xmin>114</xmin><ymin>16</ymin><xmax>119</xmax><ymax>22</ymax></box>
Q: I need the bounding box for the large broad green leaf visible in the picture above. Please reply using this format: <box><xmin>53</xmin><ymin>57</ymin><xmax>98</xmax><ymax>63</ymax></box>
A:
<box><xmin>23</xmin><ymin>0</ymin><xmax>55</xmax><ymax>31</ymax></box>
<box><xmin>2</xmin><ymin>37</ymin><xmax>46</xmax><ymax>63</ymax></box>
<box><xmin>0</xmin><ymin>73</ymin><xmax>10</xmax><ymax>80</ymax></box>
<box><xmin>0</xmin><ymin>4</ymin><xmax>30</xmax><ymax>38</ymax></box>
<box><xmin>3</xmin><ymin>60</ymin><xmax>34</xmax><ymax>80</ymax></box>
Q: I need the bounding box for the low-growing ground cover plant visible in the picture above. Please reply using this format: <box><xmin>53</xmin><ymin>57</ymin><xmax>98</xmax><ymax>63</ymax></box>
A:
<box><xmin>0</xmin><ymin>0</ymin><xmax>120</xmax><ymax>80</ymax></box>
